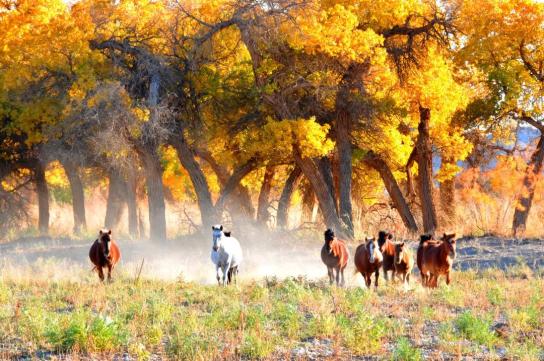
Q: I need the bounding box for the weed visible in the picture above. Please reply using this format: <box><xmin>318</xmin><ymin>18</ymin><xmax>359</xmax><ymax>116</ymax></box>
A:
<box><xmin>455</xmin><ymin>311</ymin><xmax>497</xmax><ymax>348</ymax></box>
<box><xmin>392</xmin><ymin>337</ymin><xmax>423</xmax><ymax>361</ymax></box>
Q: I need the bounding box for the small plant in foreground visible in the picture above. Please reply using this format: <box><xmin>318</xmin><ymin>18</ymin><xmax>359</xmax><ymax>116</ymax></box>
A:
<box><xmin>392</xmin><ymin>337</ymin><xmax>423</xmax><ymax>361</ymax></box>
<box><xmin>455</xmin><ymin>311</ymin><xmax>497</xmax><ymax>348</ymax></box>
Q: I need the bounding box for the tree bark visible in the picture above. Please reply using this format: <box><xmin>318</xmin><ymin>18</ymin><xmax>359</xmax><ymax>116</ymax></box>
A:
<box><xmin>416</xmin><ymin>107</ymin><xmax>438</xmax><ymax>234</ymax></box>
<box><xmin>277</xmin><ymin>166</ymin><xmax>302</xmax><ymax>229</ymax></box>
<box><xmin>170</xmin><ymin>135</ymin><xmax>217</xmax><ymax>229</ymax></box>
<box><xmin>512</xmin><ymin>132</ymin><xmax>544</xmax><ymax>235</ymax></box>
<box><xmin>33</xmin><ymin>160</ymin><xmax>49</xmax><ymax>236</ymax></box>
<box><xmin>335</xmin><ymin>110</ymin><xmax>354</xmax><ymax>238</ymax></box>
<box><xmin>62</xmin><ymin>159</ymin><xmax>87</xmax><ymax>234</ymax></box>
<box><xmin>293</xmin><ymin>147</ymin><xmax>345</xmax><ymax>237</ymax></box>
<box><xmin>363</xmin><ymin>151</ymin><xmax>419</xmax><ymax>233</ymax></box>
<box><xmin>317</xmin><ymin>157</ymin><xmax>338</xmax><ymax>212</ymax></box>
<box><xmin>301</xmin><ymin>181</ymin><xmax>316</xmax><ymax>223</ymax></box>
<box><xmin>126</xmin><ymin>166</ymin><xmax>139</xmax><ymax>239</ymax></box>
<box><xmin>214</xmin><ymin>159</ymin><xmax>256</xmax><ymax>215</ymax></box>
<box><xmin>105</xmin><ymin>168</ymin><xmax>126</xmax><ymax>231</ymax></box>
<box><xmin>195</xmin><ymin>148</ymin><xmax>255</xmax><ymax>218</ymax></box>
<box><xmin>440</xmin><ymin>158</ymin><xmax>456</xmax><ymax>227</ymax></box>
<box><xmin>139</xmin><ymin>146</ymin><xmax>167</xmax><ymax>241</ymax></box>
<box><xmin>256</xmin><ymin>165</ymin><xmax>275</xmax><ymax>225</ymax></box>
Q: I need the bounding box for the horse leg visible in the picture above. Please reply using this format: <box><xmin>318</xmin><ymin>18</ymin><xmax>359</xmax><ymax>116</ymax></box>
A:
<box><xmin>340</xmin><ymin>268</ymin><xmax>345</xmax><ymax>287</ymax></box>
<box><xmin>98</xmin><ymin>267</ymin><xmax>105</xmax><ymax>282</ymax></box>
<box><xmin>107</xmin><ymin>264</ymin><xmax>113</xmax><ymax>282</ymax></box>
<box><xmin>327</xmin><ymin>267</ymin><xmax>333</xmax><ymax>285</ymax></box>
<box><xmin>222</xmin><ymin>264</ymin><xmax>230</xmax><ymax>286</ymax></box>
<box><xmin>383</xmin><ymin>269</ymin><xmax>389</xmax><ymax>283</ymax></box>
<box><xmin>335</xmin><ymin>266</ymin><xmax>340</xmax><ymax>286</ymax></box>
<box><xmin>216</xmin><ymin>265</ymin><xmax>222</xmax><ymax>286</ymax></box>
<box><xmin>406</xmin><ymin>273</ymin><xmax>410</xmax><ymax>284</ymax></box>
<box><xmin>374</xmin><ymin>269</ymin><xmax>380</xmax><ymax>288</ymax></box>
<box><xmin>445</xmin><ymin>271</ymin><xmax>451</xmax><ymax>285</ymax></box>
<box><xmin>364</xmin><ymin>273</ymin><xmax>371</xmax><ymax>288</ymax></box>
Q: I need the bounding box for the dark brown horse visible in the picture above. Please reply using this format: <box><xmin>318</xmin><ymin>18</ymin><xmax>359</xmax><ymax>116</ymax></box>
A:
<box><xmin>354</xmin><ymin>237</ymin><xmax>383</xmax><ymax>288</ymax></box>
<box><xmin>378</xmin><ymin>231</ymin><xmax>395</xmax><ymax>282</ymax></box>
<box><xmin>419</xmin><ymin>233</ymin><xmax>457</xmax><ymax>288</ymax></box>
<box><xmin>394</xmin><ymin>242</ymin><xmax>414</xmax><ymax>284</ymax></box>
<box><xmin>416</xmin><ymin>234</ymin><xmax>437</xmax><ymax>286</ymax></box>
<box><xmin>321</xmin><ymin>229</ymin><xmax>349</xmax><ymax>286</ymax></box>
<box><xmin>89</xmin><ymin>229</ymin><xmax>121</xmax><ymax>282</ymax></box>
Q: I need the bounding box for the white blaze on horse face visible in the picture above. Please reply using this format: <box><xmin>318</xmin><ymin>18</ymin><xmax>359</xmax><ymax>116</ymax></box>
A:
<box><xmin>212</xmin><ymin>228</ymin><xmax>223</xmax><ymax>252</ymax></box>
<box><xmin>369</xmin><ymin>241</ymin><xmax>375</xmax><ymax>263</ymax></box>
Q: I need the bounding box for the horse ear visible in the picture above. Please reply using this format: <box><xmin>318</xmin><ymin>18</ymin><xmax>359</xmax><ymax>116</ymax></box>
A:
<box><xmin>220</xmin><ymin>225</ymin><xmax>223</xmax><ymax>231</ymax></box>
<box><xmin>400</xmin><ymin>242</ymin><xmax>404</xmax><ymax>247</ymax></box>
<box><xmin>99</xmin><ymin>229</ymin><xmax>103</xmax><ymax>235</ymax></box>
<box><xmin>108</xmin><ymin>229</ymin><xmax>112</xmax><ymax>235</ymax></box>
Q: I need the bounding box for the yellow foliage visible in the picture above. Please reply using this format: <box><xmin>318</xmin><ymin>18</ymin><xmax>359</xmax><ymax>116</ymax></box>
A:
<box><xmin>45</xmin><ymin>161</ymin><xmax>69</xmax><ymax>187</ymax></box>
<box><xmin>243</xmin><ymin>117</ymin><xmax>334</xmax><ymax>160</ymax></box>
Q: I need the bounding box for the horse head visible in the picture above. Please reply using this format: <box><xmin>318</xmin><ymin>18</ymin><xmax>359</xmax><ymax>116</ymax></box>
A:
<box><xmin>394</xmin><ymin>242</ymin><xmax>406</xmax><ymax>265</ymax></box>
<box><xmin>441</xmin><ymin>233</ymin><xmax>457</xmax><ymax>259</ymax></box>
<box><xmin>212</xmin><ymin>224</ymin><xmax>224</xmax><ymax>252</ymax></box>
<box><xmin>378</xmin><ymin>230</ymin><xmax>393</xmax><ymax>250</ymax></box>
<box><xmin>366</xmin><ymin>237</ymin><xmax>382</xmax><ymax>264</ymax></box>
<box><xmin>419</xmin><ymin>234</ymin><xmax>434</xmax><ymax>244</ymax></box>
<box><xmin>324</xmin><ymin>229</ymin><xmax>335</xmax><ymax>244</ymax></box>
<box><xmin>98</xmin><ymin>229</ymin><xmax>112</xmax><ymax>259</ymax></box>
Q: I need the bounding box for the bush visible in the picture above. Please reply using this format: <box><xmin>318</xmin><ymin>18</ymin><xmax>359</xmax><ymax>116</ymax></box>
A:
<box><xmin>455</xmin><ymin>311</ymin><xmax>497</xmax><ymax>347</ymax></box>
<box><xmin>392</xmin><ymin>337</ymin><xmax>422</xmax><ymax>361</ymax></box>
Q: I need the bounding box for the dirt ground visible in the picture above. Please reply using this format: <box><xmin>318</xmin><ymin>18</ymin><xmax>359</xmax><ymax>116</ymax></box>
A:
<box><xmin>1</xmin><ymin>234</ymin><xmax>542</xmax><ymax>284</ymax></box>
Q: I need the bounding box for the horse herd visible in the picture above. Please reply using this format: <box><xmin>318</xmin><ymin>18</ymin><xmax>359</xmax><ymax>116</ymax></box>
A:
<box><xmin>89</xmin><ymin>225</ymin><xmax>456</xmax><ymax>288</ymax></box>
<box><xmin>323</xmin><ymin>229</ymin><xmax>457</xmax><ymax>288</ymax></box>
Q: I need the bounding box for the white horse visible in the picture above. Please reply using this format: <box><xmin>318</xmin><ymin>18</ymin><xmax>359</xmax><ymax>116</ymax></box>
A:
<box><xmin>211</xmin><ymin>224</ymin><xmax>243</xmax><ymax>286</ymax></box>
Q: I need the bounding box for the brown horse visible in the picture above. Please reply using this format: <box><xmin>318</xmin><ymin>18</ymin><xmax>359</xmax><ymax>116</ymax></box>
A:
<box><xmin>89</xmin><ymin>229</ymin><xmax>121</xmax><ymax>282</ymax></box>
<box><xmin>394</xmin><ymin>242</ymin><xmax>414</xmax><ymax>284</ymax></box>
<box><xmin>378</xmin><ymin>231</ymin><xmax>395</xmax><ymax>282</ymax></box>
<box><xmin>420</xmin><ymin>233</ymin><xmax>457</xmax><ymax>288</ymax></box>
<box><xmin>416</xmin><ymin>234</ymin><xmax>437</xmax><ymax>286</ymax></box>
<box><xmin>354</xmin><ymin>237</ymin><xmax>383</xmax><ymax>288</ymax></box>
<box><xmin>321</xmin><ymin>229</ymin><xmax>349</xmax><ymax>286</ymax></box>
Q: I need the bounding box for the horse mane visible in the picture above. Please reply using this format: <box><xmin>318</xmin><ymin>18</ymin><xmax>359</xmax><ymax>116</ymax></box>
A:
<box><xmin>329</xmin><ymin>238</ymin><xmax>348</xmax><ymax>265</ymax></box>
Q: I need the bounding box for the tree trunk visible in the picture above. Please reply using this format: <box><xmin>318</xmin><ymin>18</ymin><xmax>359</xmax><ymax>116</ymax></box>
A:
<box><xmin>317</xmin><ymin>157</ymin><xmax>338</xmax><ymax>212</ymax></box>
<box><xmin>277</xmin><ymin>166</ymin><xmax>302</xmax><ymax>229</ymax></box>
<box><xmin>512</xmin><ymin>133</ymin><xmax>544</xmax><ymax>235</ymax></box>
<box><xmin>416</xmin><ymin>107</ymin><xmax>438</xmax><ymax>234</ymax></box>
<box><xmin>440</xmin><ymin>159</ymin><xmax>456</xmax><ymax>227</ymax></box>
<box><xmin>170</xmin><ymin>135</ymin><xmax>217</xmax><ymax>228</ymax></box>
<box><xmin>215</xmin><ymin>159</ymin><xmax>256</xmax><ymax>215</ymax></box>
<box><xmin>293</xmin><ymin>147</ymin><xmax>345</xmax><ymax>237</ymax></box>
<box><xmin>105</xmin><ymin>168</ymin><xmax>126</xmax><ymax>231</ymax></box>
<box><xmin>34</xmin><ymin>160</ymin><xmax>49</xmax><ymax>236</ymax></box>
<box><xmin>257</xmin><ymin>165</ymin><xmax>275</xmax><ymax>225</ymax></box>
<box><xmin>139</xmin><ymin>147</ymin><xmax>167</xmax><ymax>241</ymax></box>
<box><xmin>335</xmin><ymin>111</ymin><xmax>354</xmax><ymax>238</ymax></box>
<box><xmin>301</xmin><ymin>181</ymin><xmax>316</xmax><ymax>223</ymax></box>
<box><xmin>62</xmin><ymin>160</ymin><xmax>87</xmax><ymax>234</ymax></box>
<box><xmin>195</xmin><ymin>148</ymin><xmax>255</xmax><ymax>218</ymax></box>
<box><xmin>363</xmin><ymin>151</ymin><xmax>419</xmax><ymax>233</ymax></box>
<box><xmin>126</xmin><ymin>167</ymin><xmax>139</xmax><ymax>239</ymax></box>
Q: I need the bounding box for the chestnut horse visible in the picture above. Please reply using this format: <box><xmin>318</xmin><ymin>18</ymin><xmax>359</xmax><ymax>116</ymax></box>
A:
<box><xmin>354</xmin><ymin>237</ymin><xmax>383</xmax><ymax>288</ymax></box>
<box><xmin>419</xmin><ymin>233</ymin><xmax>457</xmax><ymax>288</ymax></box>
<box><xmin>378</xmin><ymin>231</ymin><xmax>395</xmax><ymax>282</ymax></box>
<box><xmin>89</xmin><ymin>229</ymin><xmax>121</xmax><ymax>282</ymax></box>
<box><xmin>394</xmin><ymin>242</ymin><xmax>414</xmax><ymax>284</ymax></box>
<box><xmin>321</xmin><ymin>229</ymin><xmax>349</xmax><ymax>286</ymax></box>
<box><xmin>416</xmin><ymin>234</ymin><xmax>437</xmax><ymax>286</ymax></box>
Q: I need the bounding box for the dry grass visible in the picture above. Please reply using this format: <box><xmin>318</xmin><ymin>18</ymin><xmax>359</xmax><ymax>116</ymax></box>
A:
<box><xmin>0</xmin><ymin>263</ymin><xmax>542</xmax><ymax>360</ymax></box>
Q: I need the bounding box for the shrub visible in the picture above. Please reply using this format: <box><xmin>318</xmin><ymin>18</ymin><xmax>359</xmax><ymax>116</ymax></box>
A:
<box><xmin>392</xmin><ymin>337</ymin><xmax>423</xmax><ymax>361</ymax></box>
<box><xmin>455</xmin><ymin>311</ymin><xmax>497</xmax><ymax>347</ymax></box>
